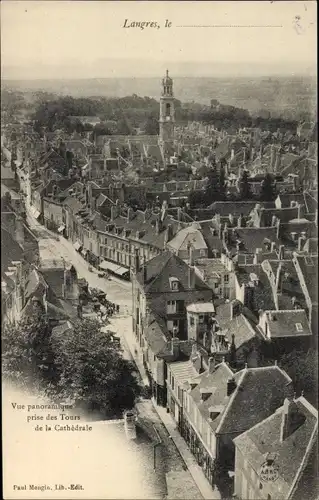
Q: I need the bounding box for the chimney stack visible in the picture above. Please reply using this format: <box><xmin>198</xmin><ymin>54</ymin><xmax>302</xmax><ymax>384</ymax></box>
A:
<box><xmin>227</xmin><ymin>378</ymin><xmax>237</xmax><ymax>397</ymax></box>
<box><xmin>110</xmin><ymin>206</ymin><xmax>116</xmax><ymax>221</ymax></box>
<box><xmin>171</xmin><ymin>337</ymin><xmax>180</xmax><ymax>357</ymax></box>
<box><xmin>143</xmin><ymin>263</ymin><xmax>147</xmax><ymax>283</ymax></box>
<box><xmin>188</xmin><ymin>266</ymin><xmax>195</xmax><ymax>289</ymax></box>
<box><xmin>164</xmin><ymin>224</ymin><xmax>172</xmax><ymax>248</ymax></box>
<box><xmin>134</xmin><ymin>248</ymin><xmax>140</xmax><ymax>273</ymax></box>
<box><xmin>270</xmin><ymin>241</ymin><xmax>276</xmax><ymax>253</ymax></box>
<box><xmin>127</xmin><ymin>207</ymin><xmax>133</xmax><ymax>223</ymax></box>
<box><xmin>155</xmin><ymin>219</ymin><xmax>162</xmax><ymax>235</ymax></box>
<box><xmin>237</xmin><ymin>215</ymin><xmax>242</xmax><ymax>228</ymax></box>
<box><xmin>276</xmin><ymin>218</ymin><xmax>281</xmax><ymax>238</ymax></box>
<box><xmin>188</xmin><ymin>244</ymin><xmax>194</xmax><ymax>266</ymax></box>
<box><xmin>298</xmin><ymin>236</ymin><xmax>305</xmax><ymax>252</ymax></box>
<box><xmin>297</xmin><ymin>204</ymin><xmax>302</xmax><ymax>220</ymax></box>
<box><xmin>271</xmin><ymin>215</ymin><xmax>277</xmax><ymax>227</ymax></box>
<box><xmin>280</xmin><ymin>398</ymin><xmax>291</xmax><ymax>442</ymax></box>
<box><xmin>315</xmin><ymin>209</ymin><xmax>318</xmax><ymax>227</ymax></box>
<box><xmin>278</xmin><ymin>244</ymin><xmax>285</xmax><ymax>260</ymax></box>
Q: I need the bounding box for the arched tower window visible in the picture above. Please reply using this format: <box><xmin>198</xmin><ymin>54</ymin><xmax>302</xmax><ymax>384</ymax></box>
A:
<box><xmin>166</xmin><ymin>103</ymin><xmax>171</xmax><ymax>116</ymax></box>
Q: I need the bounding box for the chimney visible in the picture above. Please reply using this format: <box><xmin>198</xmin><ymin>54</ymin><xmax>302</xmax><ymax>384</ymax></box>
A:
<box><xmin>15</xmin><ymin>216</ymin><xmax>25</xmax><ymax>246</ymax></box>
<box><xmin>164</xmin><ymin>224</ymin><xmax>172</xmax><ymax>247</ymax></box>
<box><xmin>127</xmin><ymin>207</ymin><xmax>133</xmax><ymax>223</ymax></box>
<box><xmin>134</xmin><ymin>248</ymin><xmax>140</xmax><ymax>272</ymax></box>
<box><xmin>278</xmin><ymin>244</ymin><xmax>285</xmax><ymax>260</ymax></box>
<box><xmin>297</xmin><ymin>204</ymin><xmax>302</xmax><ymax>220</ymax></box>
<box><xmin>270</xmin><ymin>241</ymin><xmax>276</xmax><ymax>253</ymax></box>
<box><xmin>315</xmin><ymin>209</ymin><xmax>318</xmax><ymax>227</ymax></box>
<box><xmin>208</xmin><ymin>355</ymin><xmax>216</xmax><ymax>374</ymax></box>
<box><xmin>188</xmin><ymin>264</ymin><xmax>195</xmax><ymax>289</ymax></box>
<box><xmin>143</xmin><ymin>264</ymin><xmax>147</xmax><ymax>283</ymax></box>
<box><xmin>188</xmin><ymin>244</ymin><xmax>194</xmax><ymax>266</ymax></box>
<box><xmin>237</xmin><ymin>215</ymin><xmax>242</xmax><ymax>228</ymax></box>
<box><xmin>231</xmin><ymin>148</ymin><xmax>235</xmax><ymax>160</ymax></box>
<box><xmin>276</xmin><ymin>218</ymin><xmax>281</xmax><ymax>238</ymax></box>
<box><xmin>271</xmin><ymin>215</ymin><xmax>277</xmax><ymax>227</ymax></box>
<box><xmin>227</xmin><ymin>378</ymin><xmax>237</xmax><ymax>397</ymax></box>
<box><xmin>155</xmin><ymin>219</ymin><xmax>162</xmax><ymax>235</ymax></box>
<box><xmin>171</xmin><ymin>337</ymin><xmax>180</xmax><ymax>358</ymax></box>
<box><xmin>280</xmin><ymin>398</ymin><xmax>291</xmax><ymax>442</ymax></box>
<box><xmin>298</xmin><ymin>236</ymin><xmax>304</xmax><ymax>252</ymax></box>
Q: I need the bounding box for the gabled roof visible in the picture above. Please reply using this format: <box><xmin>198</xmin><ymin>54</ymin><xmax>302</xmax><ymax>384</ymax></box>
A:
<box><xmin>188</xmin><ymin>361</ymin><xmax>234</xmax><ymax>431</ymax></box>
<box><xmin>216</xmin><ymin>365</ymin><xmax>293</xmax><ymax>435</ymax></box>
<box><xmin>262</xmin><ymin>309</ymin><xmax>312</xmax><ymax>338</ymax></box>
<box><xmin>234</xmin><ymin>396</ymin><xmax>318</xmax><ymax>500</ymax></box>
<box><xmin>135</xmin><ymin>251</ymin><xmax>212</xmax><ymax>293</ymax></box>
<box><xmin>167</xmin><ymin>223</ymin><xmax>208</xmax><ymax>252</ymax></box>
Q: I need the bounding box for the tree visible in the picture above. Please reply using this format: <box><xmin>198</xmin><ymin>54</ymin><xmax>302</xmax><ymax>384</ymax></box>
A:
<box><xmin>279</xmin><ymin>349</ymin><xmax>318</xmax><ymax>407</ymax></box>
<box><xmin>204</xmin><ymin>166</ymin><xmax>227</xmax><ymax>204</ymax></box>
<box><xmin>260</xmin><ymin>173</ymin><xmax>276</xmax><ymax>201</ymax></box>
<box><xmin>2</xmin><ymin>309</ymin><xmax>57</xmax><ymax>391</ymax></box>
<box><xmin>239</xmin><ymin>170</ymin><xmax>253</xmax><ymax>200</ymax></box>
<box><xmin>51</xmin><ymin>319</ymin><xmax>141</xmax><ymax>417</ymax></box>
<box><xmin>144</xmin><ymin>113</ymin><xmax>159</xmax><ymax>135</ymax></box>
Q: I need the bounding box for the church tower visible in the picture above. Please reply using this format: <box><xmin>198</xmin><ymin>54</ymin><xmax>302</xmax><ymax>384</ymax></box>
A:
<box><xmin>159</xmin><ymin>70</ymin><xmax>175</xmax><ymax>146</ymax></box>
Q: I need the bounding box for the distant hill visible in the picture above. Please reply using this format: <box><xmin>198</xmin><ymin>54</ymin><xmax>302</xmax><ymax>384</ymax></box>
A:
<box><xmin>1</xmin><ymin>76</ymin><xmax>317</xmax><ymax>120</ymax></box>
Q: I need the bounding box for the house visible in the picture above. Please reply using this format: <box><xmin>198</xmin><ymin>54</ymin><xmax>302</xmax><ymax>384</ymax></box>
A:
<box><xmin>132</xmin><ymin>249</ymin><xmax>213</xmax><ymax>341</ymax></box>
<box><xmin>166</xmin><ymin>222</ymin><xmax>209</xmax><ymax>260</ymax></box>
<box><xmin>257</xmin><ymin>309</ymin><xmax>312</xmax><ymax>341</ymax></box>
<box><xmin>292</xmin><ymin>253</ymin><xmax>318</xmax><ymax>336</ymax></box>
<box><xmin>233</xmin><ymin>396</ymin><xmax>318</xmax><ymax>500</ymax></box>
<box><xmin>194</xmin><ymin>255</ymin><xmax>236</xmax><ymax>300</ymax></box>
<box><xmin>214</xmin><ymin>300</ymin><xmax>261</xmax><ymax>368</ymax></box>
<box><xmin>179</xmin><ymin>362</ymin><xmax>293</xmax><ymax>486</ymax></box>
<box><xmin>235</xmin><ymin>262</ymin><xmax>280</xmax><ymax>315</ymax></box>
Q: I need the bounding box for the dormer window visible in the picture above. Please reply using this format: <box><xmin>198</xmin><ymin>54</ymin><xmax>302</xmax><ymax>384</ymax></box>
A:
<box><xmin>169</xmin><ymin>277</ymin><xmax>179</xmax><ymax>291</ymax></box>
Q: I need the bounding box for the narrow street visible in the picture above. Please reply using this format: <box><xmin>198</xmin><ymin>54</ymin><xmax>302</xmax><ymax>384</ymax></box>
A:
<box><xmin>24</xmin><ymin>203</ymin><xmax>204</xmax><ymax>499</ymax></box>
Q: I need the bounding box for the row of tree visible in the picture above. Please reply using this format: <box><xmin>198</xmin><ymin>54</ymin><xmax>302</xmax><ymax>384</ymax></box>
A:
<box><xmin>27</xmin><ymin>93</ymin><xmax>301</xmax><ymax>136</ymax></box>
<box><xmin>2</xmin><ymin>311</ymin><xmax>141</xmax><ymax>418</ymax></box>
<box><xmin>187</xmin><ymin>169</ymin><xmax>277</xmax><ymax>208</ymax></box>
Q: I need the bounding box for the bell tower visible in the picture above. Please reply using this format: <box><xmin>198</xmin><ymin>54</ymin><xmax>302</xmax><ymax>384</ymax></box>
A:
<box><xmin>159</xmin><ymin>70</ymin><xmax>175</xmax><ymax>146</ymax></box>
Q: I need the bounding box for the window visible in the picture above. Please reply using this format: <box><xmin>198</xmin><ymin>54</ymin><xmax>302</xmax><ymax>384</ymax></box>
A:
<box><xmin>224</xmin><ymin>274</ymin><xmax>229</xmax><ymax>283</ymax></box>
<box><xmin>171</xmin><ymin>376</ymin><xmax>175</xmax><ymax>391</ymax></box>
<box><xmin>295</xmin><ymin>323</ymin><xmax>303</xmax><ymax>332</ymax></box>
<box><xmin>190</xmin><ymin>316</ymin><xmax>195</xmax><ymax>326</ymax></box>
<box><xmin>173</xmin><ymin>320</ymin><xmax>178</xmax><ymax>327</ymax></box>
<box><xmin>199</xmin><ymin>315</ymin><xmax>204</xmax><ymax>324</ymax></box>
<box><xmin>259</xmin><ymin>483</ymin><xmax>263</xmax><ymax>490</ymax></box>
<box><xmin>267</xmin><ymin>495</ymin><xmax>271</xmax><ymax>500</ymax></box>
<box><xmin>200</xmin><ymin>249</ymin><xmax>206</xmax><ymax>257</ymax></box>
<box><xmin>214</xmin><ymin>282</ymin><xmax>219</xmax><ymax>289</ymax></box>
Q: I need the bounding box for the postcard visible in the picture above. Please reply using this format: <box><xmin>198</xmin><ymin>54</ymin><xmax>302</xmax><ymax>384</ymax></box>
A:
<box><xmin>1</xmin><ymin>1</ymin><xmax>317</xmax><ymax>499</ymax></box>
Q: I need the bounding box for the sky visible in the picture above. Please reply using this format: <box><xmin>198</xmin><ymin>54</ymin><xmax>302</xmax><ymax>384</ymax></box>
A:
<box><xmin>1</xmin><ymin>1</ymin><xmax>317</xmax><ymax>79</ymax></box>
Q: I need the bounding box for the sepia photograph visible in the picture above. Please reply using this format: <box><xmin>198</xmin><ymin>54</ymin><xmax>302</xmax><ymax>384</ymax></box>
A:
<box><xmin>1</xmin><ymin>1</ymin><xmax>318</xmax><ymax>499</ymax></box>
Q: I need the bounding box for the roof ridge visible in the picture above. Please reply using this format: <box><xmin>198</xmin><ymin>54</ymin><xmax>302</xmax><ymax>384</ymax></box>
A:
<box><xmin>287</xmin><ymin>421</ymin><xmax>318</xmax><ymax>499</ymax></box>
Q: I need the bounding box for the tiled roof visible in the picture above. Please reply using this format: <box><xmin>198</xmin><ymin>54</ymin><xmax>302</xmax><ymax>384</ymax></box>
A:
<box><xmin>264</xmin><ymin>309</ymin><xmax>312</xmax><ymax>338</ymax></box>
<box><xmin>235</xmin><ymin>264</ymin><xmax>276</xmax><ymax>312</ymax></box>
<box><xmin>208</xmin><ymin>201</ymin><xmax>258</xmax><ymax>217</ymax></box>
<box><xmin>188</xmin><ymin>361</ymin><xmax>234</xmax><ymax>431</ymax></box>
<box><xmin>169</xmin><ymin>359</ymin><xmax>199</xmax><ymax>383</ymax></box>
<box><xmin>167</xmin><ymin>224</ymin><xmax>208</xmax><ymax>252</ymax></box>
<box><xmin>216</xmin><ymin>311</ymin><xmax>257</xmax><ymax>349</ymax></box>
<box><xmin>293</xmin><ymin>254</ymin><xmax>318</xmax><ymax>304</ymax></box>
<box><xmin>216</xmin><ymin>365</ymin><xmax>293</xmax><ymax>435</ymax></box>
<box><xmin>135</xmin><ymin>251</ymin><xmax>212</xmax><ymax>293</ymax></box>
<box><xmin>226</xmin><ymin>227</ymin><xmax>280</xmax><ymax>255</ymax></box>
<box><xmin>234</xmin><ymin>396</ymin><xmax>318</xmax><ymax>500</ymax></box>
